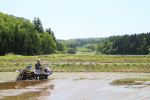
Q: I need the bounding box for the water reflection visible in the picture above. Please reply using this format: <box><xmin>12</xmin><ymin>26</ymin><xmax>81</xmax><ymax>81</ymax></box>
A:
<box><xmin>0</xmin><ymin>80</ymin><xmax>47</xmax><ymax>90</ymax></box>
<box><xmin>0</xmin><ymin>80</ymin><xmax>55</xmax><ymax>100</ymax></box>
<box><xmin>2</xmin><ymin>90</ymin><xmax>50</xmax><ymax>100</ymax></box>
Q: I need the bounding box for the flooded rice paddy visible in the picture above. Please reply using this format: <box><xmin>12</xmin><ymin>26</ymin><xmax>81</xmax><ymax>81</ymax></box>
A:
<box><xmin>0</xmin><ymin>72</ymin><xmax>150</xmax><ymax>100</ymax></box>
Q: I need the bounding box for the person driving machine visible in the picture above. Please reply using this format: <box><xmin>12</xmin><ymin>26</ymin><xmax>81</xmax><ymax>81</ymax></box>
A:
<box><xmin>35</xmin><ymin>59</ymin><xmax>42</xmax><ymax>70</ymax></box>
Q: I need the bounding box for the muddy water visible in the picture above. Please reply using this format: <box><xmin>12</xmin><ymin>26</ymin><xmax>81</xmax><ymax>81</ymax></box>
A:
<box><xmin>0</xmin><ymin>80</ymin><xmax>54</xmax><ymax>100</ymax></box>
<box><xmin>0</xmin><ymin>72</ymin><xmax>150</xmax><ymax>100</ymax></box>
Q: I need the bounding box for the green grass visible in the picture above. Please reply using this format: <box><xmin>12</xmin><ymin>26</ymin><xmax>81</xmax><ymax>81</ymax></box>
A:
<box><xmin>76</xmin><ymin>47</ymin><xmax>93</xmax><ymax>52</ymax></box>
<box><xmin>11</xmin><ymin>62</ymin><xmax>150</xmax><ymax>73</ymax></box>
<box><xmin>112</xmin><ymin>78</ymin><xmax>150</xmax><ymax>83</ymax></box>
<box><xmin>50</xmin><ymin>63</ymin><xmax>150</xmax><ymax>72</ymax></box>
<box><xmin>110</xmin><ymin>77</ymin><xmax>150</xmax><ymax>85</ymax></box>
<box><xmin>1</xmin><ymin>54</ymin><xmax>150</xmax><ymax>63</ymax></box>
<box><xmin>1</xmin><ymin>54</ymin><xmax>150</xmax><ymax>72</ymax></box>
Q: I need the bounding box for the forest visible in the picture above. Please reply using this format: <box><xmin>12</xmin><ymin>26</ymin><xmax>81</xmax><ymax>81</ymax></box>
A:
<box><xmin>96</xmin><ymin>33</ymin><xmax>150</xmax><ymax>55</ymax></box>
<box><xmin>1</xmin><ymin>12</ymin><xmax>150</xmax><ymax>55</ymax></box>
<box><xmin>59</xmin><ymin>33</ymin><xmax>150</xmax><ymax>55</ymax></box>
<box><xmin>58</xmin><ymin>38</ymin><xmax>105</xmax><ymax>54</ymax></box>
<box><xmin>0</xmin><ymin>12</ymin><xmax>66</xmax><ymax>56</ymax></box>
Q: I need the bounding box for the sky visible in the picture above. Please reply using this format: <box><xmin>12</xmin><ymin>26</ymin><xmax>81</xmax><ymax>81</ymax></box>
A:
<box><xmin>1</xmin><ymin>0</ymin><xmax>150</xmax><ymax>40</ymax></box>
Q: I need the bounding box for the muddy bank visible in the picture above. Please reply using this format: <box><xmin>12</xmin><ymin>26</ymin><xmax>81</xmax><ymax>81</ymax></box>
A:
<box><xmin>0</xmin><ymin>72</ymin><xmax>17</xmax><ymax>82</ymax></box>
<box><xmin>0</xmin><ymin>72</ymin><xmax>150</xmax><ymax>100</ymax></box>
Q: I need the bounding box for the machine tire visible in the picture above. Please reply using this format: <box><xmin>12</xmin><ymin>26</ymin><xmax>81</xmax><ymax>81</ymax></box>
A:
<box><xmin>22</xmin><ymin>72</ymin><xmax>27</xmax><ymax>80</ymax></box>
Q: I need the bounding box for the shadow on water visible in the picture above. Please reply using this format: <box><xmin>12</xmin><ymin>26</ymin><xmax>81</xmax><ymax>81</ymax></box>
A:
<box><xmin>0</xmin><ymin>80</ymin><xmax>55</xmax><ymax>100</ymax></box>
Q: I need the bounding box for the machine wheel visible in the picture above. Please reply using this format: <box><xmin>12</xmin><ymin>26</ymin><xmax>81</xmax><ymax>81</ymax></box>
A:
<box><xmin>45</xmin><ymin>75</ymin><xmax>48</xmax><ymax>79</ymax></box>
<box><xmin>39</xmin><ymin>74</ymin><xmax>43</xmax><ymax>80</ymax></box>
<box><xmin>31</xmin><ymin>72</ymin><xmax>35</xmax><ymax>80</ymax></box>
<box><xmin>22</xmin><ymin>72</ymin><xmax>27</xmax><ymax>80</ymax></box>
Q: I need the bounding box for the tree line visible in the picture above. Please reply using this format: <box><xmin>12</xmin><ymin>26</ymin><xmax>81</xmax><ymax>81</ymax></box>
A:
<box><xmin>0</xmin><ymin>12</ymin><xmax>65</xmax><ymax>56</ymax></box>
<box><xmin>58</xmin><ymin>38</ymin><xmax>105</xmax><ymax>54</ymax></box>
<box><xmin>2</xmin><ymin>12</ymin><xmax>149</xmax><ymax>55</ymax></box>
<box><xmin>96</xmin><ymin>33</ymin><xmax>150</xmax><ymax>55</ymax></box>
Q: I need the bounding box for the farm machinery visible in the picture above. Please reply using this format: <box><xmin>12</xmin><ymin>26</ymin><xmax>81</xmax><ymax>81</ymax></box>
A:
<box><xmin>17</xmin><ymin>64</ymin><xmax>53</xmax><ymax>80</ymax></box>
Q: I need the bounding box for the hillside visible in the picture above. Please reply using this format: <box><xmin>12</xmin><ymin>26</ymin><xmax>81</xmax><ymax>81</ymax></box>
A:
<box><xmin>58</xmin><ymin>38</ymin><xmax>106</xmax><ymax>53</ymax></box>
<box><xmin>97</xmin><ymin>33</ymin><xmax>150</xmax><ymax>55</ymax></box>
<box><xmin>0</xmin><ymin>12</ymin><xmax>65</xmax><ymax>55</ymax></box>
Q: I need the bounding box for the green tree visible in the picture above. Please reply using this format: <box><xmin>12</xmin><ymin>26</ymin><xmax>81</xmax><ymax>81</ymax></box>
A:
<box><xmin>139</xmin><ymin>38</ymin><xmax>148</xmax><ymax>54</ymax></box>
<box><xmin>56</xmin><ymin>41</ymin><xmax>66</xmax><ymax>53</ymax></box>
<box><xmin>41</xmin><ymin>32</ymin><xmax>56</xmax><ymax>54</ymax></box>
<box><xmin>67</xmin><ymin>48</ymin><xmax>76</xmax><ymax>54</ymax></box>
<box><xmin>32</xmin><ymin>17</ymin><xmax>44</xmax><ymax>33</ymax></box>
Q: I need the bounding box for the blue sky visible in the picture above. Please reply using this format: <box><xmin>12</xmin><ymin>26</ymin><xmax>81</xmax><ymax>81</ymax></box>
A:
<box><xmin>1</xmin><ymin>0</ymin><xmax>150</xmax><ymax>40</ymax></box>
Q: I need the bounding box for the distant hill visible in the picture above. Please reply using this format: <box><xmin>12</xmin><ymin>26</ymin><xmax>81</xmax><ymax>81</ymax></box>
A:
<box><xmin>58</xmin><ymin>37</ymin><xmax>106</xmax><ymax>53</ymax></box>
<box><xmin>57</xmin><ymin>37</ymin><xmax>106</xmax><ymax>44</ymax></box>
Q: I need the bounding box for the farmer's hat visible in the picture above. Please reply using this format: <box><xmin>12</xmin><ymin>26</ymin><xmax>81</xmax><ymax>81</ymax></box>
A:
<box><xmin>37</xmin><ymin>59</ymin><xmax>41</xmax><ymax>61</ymax></box>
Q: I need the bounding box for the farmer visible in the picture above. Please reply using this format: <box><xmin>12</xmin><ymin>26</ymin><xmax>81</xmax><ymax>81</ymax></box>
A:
<box><xmin>35</xmin><ymin>59</ymin><xmax>42</xmax><ymax>70</ymax></box>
